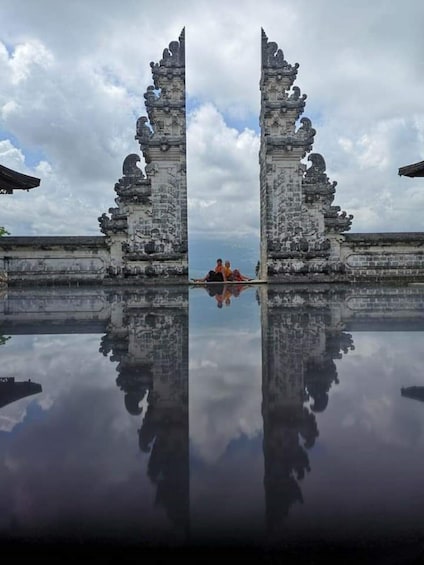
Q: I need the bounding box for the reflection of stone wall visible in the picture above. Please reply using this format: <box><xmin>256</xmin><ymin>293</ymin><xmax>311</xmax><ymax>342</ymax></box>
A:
<box><xmin>2</xmin><ymin>284</ymin><xmax>424</xmax><ymax>541</ymax></box>
<box><xmin>260</xmin><ymin>285</ymin><xmax>352</xmax><ymax>537</ymax></box>
<box><xmin>260</xmin><ymin>283</ymin><xmax>424</xmax><ymax>536</ymax></box>
<box><xmin>101</xmin><ymin>287</ymin><xmax>189</xmax><ymax>539</ymax></box>
<box><xmin>0</xmin><ymin>286</ymin><xmax>110</xmax><ymax>334</ymax></box>
<box><xmin>0</xmin><ymin>285</ymin><xmax>189</xmax><ymax>540</ymax></box>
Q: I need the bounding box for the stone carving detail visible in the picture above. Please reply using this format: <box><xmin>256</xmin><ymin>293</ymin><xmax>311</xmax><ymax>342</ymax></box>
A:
<box><xmin>98</xmin><ymin>153</ymin><xmax>152</xmax><ymax>235</ymax></box>
<box><xmin>262</xmin><ymin>30</ymin><xmax>299</xmax><ymax>78</ymax></box>
<box><xmin>260</xmin><ymin>30</ymin><xmax>316</xmax><ymax>159</ymax></box>
<box><xmin>158</xmin><ymin>39</ymin><xmax>185</xmax><ymax>67</ymax></box>
<box><xmin>98</xmin><ymin>210</ymin><xmax>127</xmax><ymax>234</ymax></box>
<box><xmin>136</xmin><ymin>30</ymin><xmax>186</xmax><ymax>162</ymax></box>
<box><xmin>265</xmin><ymin>116</ymin><xmax>316</xmax><ymax>153</ymax></box>
<box><xmin>303</xmin><ymin>153</ymin><xmax>353</xmax><ymax>233</ymax></box>
<box><xmin>303</xmin><ymin>153</ymin><xmax>328</xmax><ymax>185</ymax></box>
<box><xmin>135</xmin><ymin>117</ymin><xmax>153</xmax><ymax>162</ymax></box>
<box><xmin>122</xmin><ymin>153</ymin><xmax>143</xmax><ymax>177</ymax></box>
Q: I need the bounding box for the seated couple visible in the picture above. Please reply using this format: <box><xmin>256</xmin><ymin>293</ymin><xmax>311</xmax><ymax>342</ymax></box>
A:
<box><xmin>193</xmin><ymin>258</ymin><xmax>252</xmax><ymax>283</ymax></box>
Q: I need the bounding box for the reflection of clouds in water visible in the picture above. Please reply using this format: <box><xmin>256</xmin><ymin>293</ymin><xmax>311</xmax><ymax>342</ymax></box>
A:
<box><xmin>0</xmin><ymin>333</ymin><xmax>117</xmax><ymax>432</ymax></box>
<box><xmin>0</xmin><ymin>333</ymin><xmax>166</xmax><ymax>536</ymax></box>
<box><xmin>189</xmin><ymin>359</ymin><xmax>218</xmax><ymax>370</ymax></box>
<box><xmin>0</xmin><ymin>411</ymin><xmax>25</xmax><ymax>432</ymax></box>
<box><xmin>280</xmin><ymin>330</ymin><xmax>424</xmax><ymax>538</ymax></box>
<box><xmin>321</xmin><ymin>332</ymin><xmax>424</xmax><ymax>449</ymax></box>
<box><xmin>189</xmin><ymin>330</ymin><xmax>262</xmax><ymax>463</ymax></box>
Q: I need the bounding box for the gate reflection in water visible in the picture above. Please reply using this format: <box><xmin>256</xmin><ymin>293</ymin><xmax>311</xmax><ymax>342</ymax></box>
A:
<box><xmin>0</xmin><ymin>284</ymin><xmax>424</xmax><ymax>557</ymax></box>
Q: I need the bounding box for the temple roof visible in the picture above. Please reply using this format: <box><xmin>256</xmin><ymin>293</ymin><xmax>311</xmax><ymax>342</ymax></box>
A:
<box><xmin>0</xmin><ymin>163</ymin><xmax>41</xmax><ymax>193</ymax></box>
<box><xmin>398</xmin><ymin>160</ymin><xmax>424</xmax><ymax>178</ymax></box>
<box><xmin>0</xmin><ymin>377</ymin><xmax>42</xmax><ymax>409</ymax></box>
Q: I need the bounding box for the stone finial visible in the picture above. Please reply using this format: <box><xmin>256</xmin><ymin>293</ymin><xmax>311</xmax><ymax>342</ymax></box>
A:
<box><xmin>297</xmin><ymin>117</ymin><xmax>315</xmax><ymax>138</ymax></box>
<box><xmin>161</xmin><ymin>28</ymin><xmax>185</xmax><ymax>67</ymax></box>
<box><xmin>302</xmin><ymin>152</ymin><xmax>353</xmax><ymax>232</ymax></box>
<box><xmin>122</xmin><ymin>154</ymin><xmax>144</xmax><ymax>178</ymax></box>
<box><xmin>325</xmin><ymin>207</ymin><xmax>354</xmax><ymax>233</ymax></box>
<box><xmin>136</xmin><ymin>116</ymin><xmax>153</xmax><ymax>140</ymax></box>
<box><xmin>261</xmin><ymin>28</ymin><xmax>299</xmax><ymax>74</ymax></box>
<box><xmin>160</xmin><ymin>41</ymin><xmax>181</xmax><ymax>66</ymax></box>
<box><xmin>151</xmin><ymin>28</ymin><xmax>185</xmax><ymax>74</ymax></box>
<box><xmin>304</xmin><ymin>153</ymin><xmax>328</xmax><ymax>183</ymax></box>
<box><xmin>144</xmin><ymin>86</ymin><xmax>157</xmax><ymax>106</ymax></box>
<box><xmin>107</xmin><ymin>154</ymin><xmax>152</xmax><ymax>206</ymax></box>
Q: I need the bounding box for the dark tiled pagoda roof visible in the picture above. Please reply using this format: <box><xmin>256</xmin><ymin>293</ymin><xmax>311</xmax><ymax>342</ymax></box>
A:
<box><xmin>398</xmin><ymin>160</ymin><xmax>424</xmax><ymax>178</ymax></box>
<box><xmin>0</xmin><ymin>163</ymin><xmax>40</xmax><ymax>193</ymax></box>
<box><xmin>0</xmin><ymin>377</ymin><xmax>42</xmax><ymax>409</ymax></box>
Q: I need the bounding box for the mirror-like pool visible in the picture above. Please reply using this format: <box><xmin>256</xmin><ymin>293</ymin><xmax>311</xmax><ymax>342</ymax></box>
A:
<box><xmin>1</xmin><ymin>284</ymin><xmax>423</xmax><ymax>562</ymax></box>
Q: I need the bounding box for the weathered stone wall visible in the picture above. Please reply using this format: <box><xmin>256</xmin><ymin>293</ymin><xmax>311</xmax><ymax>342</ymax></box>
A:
<box><xmin>262</xmin><ymin>232</ymin><xmax>424</xmax><ymax>283</ymax></box>
<box><xmin>0</xmin><ymin>236</ymin><xmax>109</xmax><ymax>285</ymax></box>
<box><xmin>340</xmin><ymin>233</ymin><xmax>424</xmax><ymax>282</ymax></box>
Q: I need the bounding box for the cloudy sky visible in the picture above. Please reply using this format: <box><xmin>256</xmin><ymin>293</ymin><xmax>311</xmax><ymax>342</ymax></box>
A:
<box><xmin>1</xmin><ymin>0</ymin><xmax>424</xmax><ymax>243</ymax></box>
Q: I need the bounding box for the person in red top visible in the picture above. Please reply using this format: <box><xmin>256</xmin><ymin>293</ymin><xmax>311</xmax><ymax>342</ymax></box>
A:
<box><xmin>223</xmin><ymin>260</ymin><xmax>252</xmax><ymax>282</ymax></box>
<box><xmin>231</xmin><ymin>268</ymin><xmax>252</xmax><ymax>282</ymax></box>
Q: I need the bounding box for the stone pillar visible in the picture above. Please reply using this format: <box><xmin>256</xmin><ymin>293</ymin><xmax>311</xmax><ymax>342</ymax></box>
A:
<box><xmin>259</xmin><ymin>30</ymin><xmax>352</xmax><ymax>282</ymax></box>
<box><xmin>99</xmin><ymin>30</ymin><xmax>188</xmax><ymax>283</ymax></box>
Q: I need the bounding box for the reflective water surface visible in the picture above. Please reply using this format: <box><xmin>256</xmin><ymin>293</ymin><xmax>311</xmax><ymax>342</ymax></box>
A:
<box><xmin>1</xmin><ymin>284</ymin><xmax>424</xmax><ymax>562</ymax></box>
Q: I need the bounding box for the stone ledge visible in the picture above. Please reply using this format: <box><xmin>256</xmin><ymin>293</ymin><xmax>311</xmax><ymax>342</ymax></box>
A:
<box><xmin>345</xmin><ymin>233</ymin><xmax>424</xmax><ymax>244</ymax></box>
<box><xmin>0</xmin><ymin>236</ymin><xmax>107</xmax><ymax>249</ymax></box>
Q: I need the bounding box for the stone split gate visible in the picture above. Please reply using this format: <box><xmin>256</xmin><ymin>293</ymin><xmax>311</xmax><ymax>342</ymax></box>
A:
<box><xmin>1</xmin><ymin>29</ymin><xmax>423</xmax><ymax>285</ymax></box>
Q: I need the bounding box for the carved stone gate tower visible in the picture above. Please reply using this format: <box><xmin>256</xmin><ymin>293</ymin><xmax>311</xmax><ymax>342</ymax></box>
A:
<box><xmin>259</xmin><ymin>30</ymin><xmax>352</xmax><ymax>282</ymax></box>
<box><xmin>99</xmin><ymin>29</ymin><xmax>188</xmax><ymax>282</ymax></box>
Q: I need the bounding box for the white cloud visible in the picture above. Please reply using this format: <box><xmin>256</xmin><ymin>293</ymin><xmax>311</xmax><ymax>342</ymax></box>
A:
<box><xmin>189</xmin><ymin>329</ymin><xmax>262</xmax><ymax>463</ymax></box>
<box><xmin>187</xmin><ymin>103</ymin><xmax>259</xmax><ymax>238</ymax></box>
<box><xmin>0</xmin><ymin>139</ymin><xmax>26</xmax><ymax>170</ymax></box>
<box><xmin>9</xmin><ymin>39</ymin><xmax>54</xmax><ymax>84</ymax></box>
